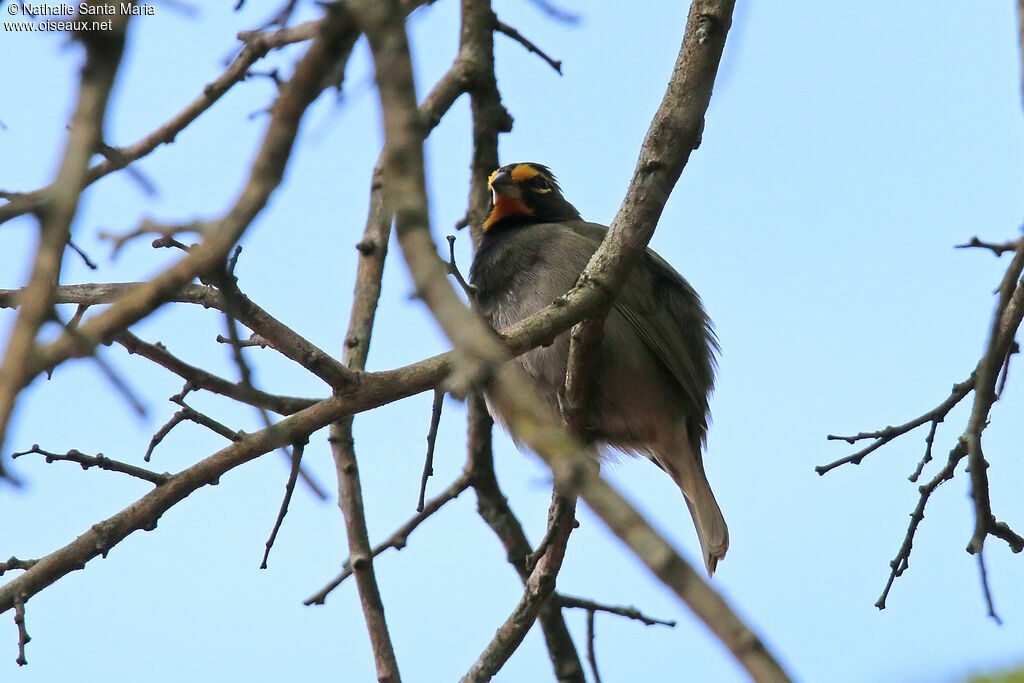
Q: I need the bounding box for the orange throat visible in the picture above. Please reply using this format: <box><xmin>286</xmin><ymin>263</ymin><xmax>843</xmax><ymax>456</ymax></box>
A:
<box><xmin>483</xmin><ymin>196</ymin><xmax>534</xmax><ymax>231</ymax></box>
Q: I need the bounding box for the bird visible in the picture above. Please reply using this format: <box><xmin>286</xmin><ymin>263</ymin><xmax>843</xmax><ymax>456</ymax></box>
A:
<box><xmin>468</xmin><ymin>162</ymin><xmax>728</xmax><ymax>576</ymax></box>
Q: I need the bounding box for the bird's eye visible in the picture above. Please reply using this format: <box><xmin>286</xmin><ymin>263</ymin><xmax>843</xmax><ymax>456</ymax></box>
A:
<box><xmin>533</xmin><ymin>177</ymin><xmax>552</xmax><ymax>193</ymax></box>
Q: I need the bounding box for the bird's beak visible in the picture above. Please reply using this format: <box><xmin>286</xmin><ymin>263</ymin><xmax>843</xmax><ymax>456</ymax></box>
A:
<box><xmin>489</xmin><ymin>171</ymin><xmax>521</xmax><ymax>201</ymax></box>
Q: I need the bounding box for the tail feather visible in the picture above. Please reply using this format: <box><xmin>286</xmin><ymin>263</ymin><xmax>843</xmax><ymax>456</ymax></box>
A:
<box><xmin>654</xmin><ymin>446</ymin><xmax>728</xmax><ymax>577</ymax></box>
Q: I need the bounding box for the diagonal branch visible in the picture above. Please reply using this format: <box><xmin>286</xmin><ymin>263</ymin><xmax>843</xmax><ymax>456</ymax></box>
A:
<box><xmin>0</xmin><ymin>3</ymin><xmax>130</xmax><ymax>481</ymax></box>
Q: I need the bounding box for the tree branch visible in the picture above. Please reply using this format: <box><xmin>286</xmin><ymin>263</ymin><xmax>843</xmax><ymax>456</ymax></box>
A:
<box><xmin>0</xmin><ymin>1</ymin><xmax>130</xmax><ymax>480</ymax></box>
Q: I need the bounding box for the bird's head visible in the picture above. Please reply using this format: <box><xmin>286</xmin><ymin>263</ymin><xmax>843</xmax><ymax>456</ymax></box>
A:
<box><xmin>482</xmin><ymin>162</ymin><xmax>581</xmax><ymax>231</ymax></box>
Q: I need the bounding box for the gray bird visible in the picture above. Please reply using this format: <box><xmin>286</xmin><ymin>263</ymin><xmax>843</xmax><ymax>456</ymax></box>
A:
<box><xmin>469</xmin><ymin>162</ymin><xmax>728</xmax><ymax>576</ymax></box>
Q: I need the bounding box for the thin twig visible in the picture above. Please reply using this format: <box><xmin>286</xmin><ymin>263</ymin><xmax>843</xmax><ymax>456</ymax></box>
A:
<box><xmin>818</xmin><ymin>377</ymin><xmax>974</xmax><ymax>475</ymax></box>
<box><xmin>261</xmin><ymin>441</ymin><xmax>306</xmax><ymax>569</ymax></box>
<box><xmin>304</xmin><ymin>472</ymin><xmax>472</xmax><ymax>605</ymax></box>
<box><xmin>0</xmin><ymin>558</ymin><xmax>39</xmax><ymax>577</ymax></box>
<box><xmin>557</xmin><ymin>595</ymin><xmax>677</xmax><ymax>627</ymax></box>
<box><xmin>11</xmin><ymin>445</ymin><xmax>169</xmax><ymax>486</ymax></box>
<box><xmin>14</xmin><ymin>596</ymin><xmax>29</xmax><ymax>666</ymax></box>
<box><xmin>585</xmin><ymin>610</ymin><xmax>602</xmax><ymax>683</ymax></box>
<box><xmin>418</xmin><ymin>389</ymin><xmax>445</xmax><ymax>511</ymax></box>
<box><xmin>66</xmin><ymin>239</ymin><xmax>98</xmax><ymax>270</ymax></box>
<box><xmin>955</xmin><ymin>236</ymin><xmax>1022</xmax><ymax>257</ymax></box>
<box><xmin>445</xmin><ymin>235</ymin><xmax>476</xmax><ymax>298</ymax></box>
<box><xmin>494</xmin><ymin>18</ymin><xmax>563</xmax><ymax>74</ymax></box>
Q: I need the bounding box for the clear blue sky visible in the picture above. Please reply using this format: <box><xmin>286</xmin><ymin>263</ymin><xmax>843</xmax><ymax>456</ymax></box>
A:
<box><xmin>2</xmin><ymin>1</ymin><xmax>1023</xmax><ymax>681</ymax></box>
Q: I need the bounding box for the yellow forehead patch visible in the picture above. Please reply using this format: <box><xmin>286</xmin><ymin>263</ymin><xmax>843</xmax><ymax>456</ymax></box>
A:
<box><xmin>510</xmin><ymin>164</ymin><xmax>542</xmax><ymax>182</ymax></box>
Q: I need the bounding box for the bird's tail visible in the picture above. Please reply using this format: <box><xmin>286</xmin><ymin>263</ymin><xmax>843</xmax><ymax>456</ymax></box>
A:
<box><xmin>654</xmin><ymin>444</ymin><xmax>729</xmax><ymax>577</ymax></box>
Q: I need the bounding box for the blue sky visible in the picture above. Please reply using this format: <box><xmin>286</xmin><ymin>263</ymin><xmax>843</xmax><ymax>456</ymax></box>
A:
<box><xmin>2</xmin><ymin>1</ymin><xmax>1023</xmax><ymax>681</ymax></box>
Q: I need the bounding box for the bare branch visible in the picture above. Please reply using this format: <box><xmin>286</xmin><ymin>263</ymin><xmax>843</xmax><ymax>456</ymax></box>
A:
<box><xmin>260</xmin><ymin>441</ymin><xmax>306</xmax><ymax>569</ymax></box>
<box><xmin>98</xmin><ymin>218</ymin><xmax>207</xmax><ymax>259</ymax></box>
<box><xmin>354</xmin><ymin>0</ymin><xmax>790</xmax><ymax>678</ymax></box>
<box><xmin>0</xmin><ymin>17</ymin><xmax>327</xmax><ymax>226</ymax></box>
<box><xmin>115</xmin><ymin>331</ymin><xmax>317</xmax><ymax>416</ymax></box>
<box><xmin>462</xmin><ymin>494</ymin><xmax>577</xmax><ymax>681</ymax></box>
<box><xmin>145</xmin><ymin>397</ymin><xmax>242</xmax><ymax>462</ymax></box>
<box><xmin>817</xmin><ymin>377</ymin><xmax>974</xmax><ymax>475</ymax></box>
<box><xmin>6</xmin><ymin>8</ymin><xmax>363</xmax><ymax>421</ymax></box>
<box><xmin>557</xmin><ymin>595</ymin><xmax>676</xmax><ymax>627</ymax></box>
<box><xmin>0</xmin><ymin>559</ymin><xmax>38</xmax><ymax>577</ymax></box>
<box><xmin>0</xmin><ymin>2</ymin><xmax>130</xmax><ymax>479</ymax></box>
<box><xmin>586</xmin><ymin>610</ymin><xmax>601</xmax><ymax>683</ymax></box>
<box><xmin>494</xmin><ymin>18</ymin><xmax>563</xmax><ymax>74</ymax></box>
<box><xmin>955</xmin><ymin>235</ymin><xmax>1022</xmax><ymax>257</ymax></box>
<box><xmin>304</xmin><ymin>472</ymin><xmax>472</xmax><ymax>606</ymax></box>
<box><xmin>11</xmin><ymin>445</ymin><xmax>169</xmax><ymax>486</ymax></box>
<box><xmin>417</xmin><ymin>389</ymin><xmax>445</xmax><ymax>511</ymax></box>
<box><xmin>14</xmin><ymin>595</ymin><xmax>29</xmax><ymax>666</ymax></box>
<box><xmin>466</xmin><ymin>395</ymin><xmax>585</xmax><ymax>681</ymax></box>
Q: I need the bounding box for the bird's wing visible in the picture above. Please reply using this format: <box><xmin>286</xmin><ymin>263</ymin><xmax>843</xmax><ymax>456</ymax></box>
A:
<box><xmin>564</xmin><ymin>222</ymin><xmax>715</xmax><ymax>421</ymax></box>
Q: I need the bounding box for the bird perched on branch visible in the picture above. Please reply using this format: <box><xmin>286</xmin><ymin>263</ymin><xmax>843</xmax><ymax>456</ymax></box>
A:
<box><xmin>469</xmin><ymin>162</ymin><xmax>728</xmax><ymax>576</ymax></box>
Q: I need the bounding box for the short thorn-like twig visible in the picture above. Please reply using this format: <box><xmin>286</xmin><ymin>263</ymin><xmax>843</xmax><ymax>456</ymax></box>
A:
<box><xmin>0</xmin><ymin>557</ymin><xmax>39</xmax><ymax>577</ymax></box>
<box><xmin>216</xmin><ymin>332</ymin><xmax>271</xmax><ymax>349</ymax></box>
<box><xmin>445</xmin><ymin>235</ymin><xmax>476</xmax><ymax>298</ymax></box>
<box><xmin>954</xmin><ymin>235</ymin><xmax>1022</xmax><ymax>257</ymax></box>
<box><xmin>11</xmin><ymin>444</ymin><xmax>169</xmax><ymax>485</ymax></box>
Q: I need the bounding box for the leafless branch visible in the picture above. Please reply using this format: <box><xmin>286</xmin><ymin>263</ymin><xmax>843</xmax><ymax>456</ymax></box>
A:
<box><xmin>354</xmin><ymin>0</ymin><xmax>790</xmax><ymax>678</ymax></box>
<box><xmin>494</xmin><ymin>18</ymin><xmax>563</xmax><ymax>74</ymax></box>
<box><xmin>462</xmin><ymin>494</ymin><xmax>577</xmax><ymax>682</ymax></box>
<box><xmin>466</xmin><ymin>395</ymin><xmax>585</xmax><ymax>681</ymax></box>
<box><xmin>144</xmin><ymin>396</ymin><xmax>242</xmax><ymax>462</ymax></box>
<box><xmin>559</xmin><ymin>594</ymin><xmax>676</xmax><ymax>627</ymax></box>
<box><xmin>304</xmin><ymin>472</ymin><xmax>473</xmax><ymax>606</ymax></box>
<box><xmin>98</xmin><ymin>218</ymin><xmax>207</xmax><ymax>259</ymax></box>
<box><xmin>216</xmin><ymin>332</ymin><xmax>270</xmax><ymax>349</ymax></box>
<box><xmin>115</xmin><ymin>331</ymin><xmax>317</xmax><ymax>415</ymax></box>
<box><xmin>417</xmin><ymin>389</ymin><xmax>445</xmax><ymax>511</ymax></box>
<box><xmin>14</xmin><ymin>595</ymin><xmax>29</xmax><ymax>666</ymax></box>
<box><xmin>828</xmin><ymin>239</ymin><xmax>1024</xmax><ymax>616</ymax></box>
<box><xmin>11</xmin><ymin>445</ymin><xmax>169</xmax><ymax>486</ymax></box>
<box><xmin>818</xmin><ymin>376</ymin><xmax>974</xmax><ymax>475</ymax></box>
<box><xmin>0</xmin><ymin>559</ymin><xmax>38</xmax><ymax>577</ymax></box>
<box><xmin>0</xmin><ymin>2</ymin><xmax>130</xmax><ymax>480</ymax></box>
<box><xmin>0</xmin><ymin>16</ymin><xmax>326</xmax><ymax>226</ymax></box>
<box><xmin>955</xmin><ymin>235</ymin><xmax>1022</xmax><ymax>257</ymax></box>
<box><xmin>66</xmin><ymin>239</ymin><xmax>98</xmax><ymax>270</ymax></box>
<box><xmin>445</xmin><ymin>234</ymin><xmax>476</xmax><ymax>298</ymax></box>
<box><xmin>586</xmin><ymin>610</ymin><xmax>601</xmax><ymax>683</ymax></box>
<box><xmin>524</xmin><ymin>0</ymin><xmax>581</xmax><ymax>25</ymax></box>
<box><xmin>260</xmin><ymin>440</ymin><xmax>306</xmax><ymax>569</ymax></box>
